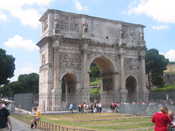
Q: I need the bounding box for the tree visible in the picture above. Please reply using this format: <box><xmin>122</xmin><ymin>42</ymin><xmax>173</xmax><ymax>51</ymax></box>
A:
<box><xmin>0</xmin><ymin>73</ymin><xmax>39</xmax><ymax>97</ymax></box>
<box><xmin>0</xmin><ymin>48</ymin><xmax>15</xmax><ymax>85</ymax></box>
<box><xmin>89</xmin><ymin>63</ymin><xmax>100</xmax><ymax>82</ymax></box>
<box><xmin>0</xmin><ymin>81</ymin><xmax>21</xmax><ymax>97</ymax></box>
<box><xmin>145</xmin><ymin>49</ymin><xmax>169</xmax><ymax>89</ymax></box>
<box><xmin>17</xmin><ymin>73</ymin><xmax>39</xmax><ymax>94</ymax></box>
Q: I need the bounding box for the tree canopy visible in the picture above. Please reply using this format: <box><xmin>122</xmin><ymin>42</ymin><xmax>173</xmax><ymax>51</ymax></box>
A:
<box><xmin>145</xmin><ymin>49</ymin><xmax>169</xmax><ymax>88</ymax></box>
<box><xmin>0</xmin><ymin>73</ymin><xmax>39</xmax><ymax>97</ymax></box>
<box><xmin>0</xmin><ymin>48</ymin><xmax>15</xmax><ymax>86</ymax></box>
<box><xmin>89</xmin><ymin>63</ymin><xmax>100</xmax><ymax>82</ymax></box>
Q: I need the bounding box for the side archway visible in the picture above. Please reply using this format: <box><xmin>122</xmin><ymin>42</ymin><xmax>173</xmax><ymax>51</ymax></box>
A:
<box><xmin>61</xmin><ymin>73</ymin><xmax>77</xmax><ymax>105</ymax></box>
<box><xmin>125</xmin><ymin>76</ymin><xmax>137</xmax><ymax>102</ymax></box>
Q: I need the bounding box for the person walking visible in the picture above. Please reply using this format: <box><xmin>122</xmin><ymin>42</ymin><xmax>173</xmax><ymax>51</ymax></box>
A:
<box><xmin>0</xmin><ymin>100</ymin><xmax>12</xmax><ymax>131</ymax></box>
<box><xmin>152</xmin><ymin>106</ymin><xmax>171</xmax><ymax>131</ymax></box>
<box><xmin>69</xmin><ymin>103</ymin><xmax>74</xmax><ymax>113</ymax></box>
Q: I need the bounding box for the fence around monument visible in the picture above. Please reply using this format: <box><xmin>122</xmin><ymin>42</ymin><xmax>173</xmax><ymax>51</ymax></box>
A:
<box><xmin>37</xmin><ymin>120</ymin><xmax>96</xmax><ymax>131</ymax></box>
<box><xmin>36</xmin><ymin>118</ymin><xmax>154</xmax><ymax>131</ymax></box>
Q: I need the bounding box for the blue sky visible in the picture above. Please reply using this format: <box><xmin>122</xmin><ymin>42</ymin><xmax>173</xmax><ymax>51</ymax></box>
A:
<box><xmin>0</xmin><ymin>0</ymin><xmax>175</xmax><ymax>81</ymax></box>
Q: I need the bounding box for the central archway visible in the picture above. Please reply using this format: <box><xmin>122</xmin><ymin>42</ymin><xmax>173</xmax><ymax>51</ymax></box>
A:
<box><xmin>89</xmin><ymin>56</ymin><xmax>115</xmax><ymax>105</ymax></box>
<box><xmin>61</xmin><ymin>73</ymin><xmax>77</xmax><ymax>105</ymax></box>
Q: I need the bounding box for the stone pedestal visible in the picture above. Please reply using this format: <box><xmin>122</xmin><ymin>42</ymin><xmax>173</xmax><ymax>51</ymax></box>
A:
<box><xmin>120</xmin><ymin>88</ymin><xmax>128</xmax><ymax>102</ymax></box>
<box><xmin>143</xmin><ymin>88</ymin><xmax>149</xmax><ymax>102</ymax></box>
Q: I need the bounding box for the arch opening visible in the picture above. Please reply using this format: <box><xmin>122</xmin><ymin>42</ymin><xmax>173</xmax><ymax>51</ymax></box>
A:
<box><xmin>89</xmin><ymin>56</ymin><xmax>115</xmax><ymax>103</ymax></box>
<box><xmin>61</xmin><ymin>73</ymin><xmax>76</xmax><ymax>104</ymax></box>
<box><xmin>125</xmin><ymin>76</ymin><xmax>137</xmax><ymax>102</ymax></box>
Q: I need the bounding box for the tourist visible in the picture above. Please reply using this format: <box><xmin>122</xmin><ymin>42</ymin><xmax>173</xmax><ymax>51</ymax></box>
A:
<box><xmin>78</xmin><ymin>104</ymin><xmax>81</xmax><ymax>112</ymax></box>
<box><xmin>83</xmin><ymin>102</ymin><xmax>86</xmax><ymax>112</ymax></box>
<box><xmin>0</xmin><ymin>100</ymin><xmax>12</xmax><ymax>131</ymax></box>
<box><xmin>152</xmin><ymin>106</ymin><xmax>171</xmax><ymax>131</ymax></box>
<box><xmin>97</xmin><ymin>102</ymin><xmax>102</xmax><ymax>113</ymax></box>
<box><xmin>168</xmin><ymin>111</ymin><xmax>175</xmax><ymax>131</ymax></box>
<box><xmin>110</xmin><ymin>102</ymin><xmax>118</xmax><ymax>112</ymax></box>
<box><xmin>90</xmin><ymin>103</ymin><xmax>94</xmax><ymax>113</ymax></box>
<box><xmin>31</xmin><ymin>107</ymin><xmax>41</xmax><ymax>128</ymax></box>
<box><xmin>69</xmin><ymin>103</ymin><xmax>74</xmax><ymax>113</ymax></box>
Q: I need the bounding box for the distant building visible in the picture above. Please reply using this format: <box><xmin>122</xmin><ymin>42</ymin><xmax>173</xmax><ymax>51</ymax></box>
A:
<box><xmin>164</xmin><ymin>63</ymin><xmax>175</xmax><ymax>73</ymax></box>
<box><xmin>164</xmin><ymin>63</ymin><xmax>175</xmax><ymax>85</ymax></box>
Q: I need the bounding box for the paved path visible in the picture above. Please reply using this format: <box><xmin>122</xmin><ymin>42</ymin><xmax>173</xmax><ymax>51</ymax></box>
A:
<box><xmin>10</xmin><ymin>117</ymin><xmax>41</xmax><ymax>131</ymax></box>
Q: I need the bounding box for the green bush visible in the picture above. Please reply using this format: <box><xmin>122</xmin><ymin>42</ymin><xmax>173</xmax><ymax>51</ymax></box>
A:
<box><xmin>90</xmin><ymin>79</ymin><xmax>101</xmax><ymax>86</ymax></box>
<box><xmin>152</xmin><ymin>85</ymin><xmax>175</xmax><ymax>92</ymax></box>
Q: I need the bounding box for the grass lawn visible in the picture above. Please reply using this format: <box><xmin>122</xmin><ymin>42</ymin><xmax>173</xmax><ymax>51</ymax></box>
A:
<box><xmin>12</xmin><ymin>113</ymin><xmax>154</xmax><ymax>131</ymax></box>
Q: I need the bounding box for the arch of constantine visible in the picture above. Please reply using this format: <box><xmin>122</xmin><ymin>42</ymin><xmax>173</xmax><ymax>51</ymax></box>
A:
<box><xmin>37</xmin><ymin>9</ymin><xmax>149</xmax><ymax>111</ymax></box>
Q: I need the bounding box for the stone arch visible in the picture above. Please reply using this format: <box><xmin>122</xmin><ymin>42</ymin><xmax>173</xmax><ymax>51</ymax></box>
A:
<box><xmin>125</xmin><ymin>75</ymin><xmax>137</xmax><ymax>102</ymax></box>
<box><xmin>89</xmin><ymin>56</ymin><xmax>115</xmax><ymax>90</ymax></box>
<box><xmin>38</xmin><ymin>10</ymin><xmax>146</xmax><ymax>112</ymax></box>
<box><xmin>61</xmin><ymin>73</ymin><xmax>77</xmax><ymax>105</ymax></box>
<box><xmin>88</xmin><ymin>55</ymin><xmax>116</xmax><ymax>105</ymax></box>
<box><xmin>88</xmin><ymin>55</ymin><xmax>116</xmax><ymax>72</ymax></box>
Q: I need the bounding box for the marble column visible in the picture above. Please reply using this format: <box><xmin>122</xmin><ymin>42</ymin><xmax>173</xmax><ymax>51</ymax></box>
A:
<box><xmin>140</xmin><ymin>53</ymin><xmax>149</xmax><ymax>102</ymax></box>
<box><xmin>119</xmin><ymin>49</ymin><xmax>127</xmax><ymax>102</ymax></box>
<box><xmin>81</xmin><ymin>43</ymin><xmax>90</xmax><ymax>103</ymax></box>
<box><xmin>52</xmin><ymin>41</ymin><xmax>61</xmax><ymax>111</ymax></box>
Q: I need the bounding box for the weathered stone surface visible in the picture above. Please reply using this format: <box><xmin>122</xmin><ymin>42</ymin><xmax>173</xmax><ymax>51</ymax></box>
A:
<box><xmin>37</xmin><ymin>9</ymin><xmax>148</xmax><ymax>111</ymax></box>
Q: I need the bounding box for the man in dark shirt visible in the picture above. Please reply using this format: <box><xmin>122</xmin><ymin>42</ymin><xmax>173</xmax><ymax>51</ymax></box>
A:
<box><xmin>0</xmin><ymin>100</ymin><xmax>12</xmax><ymax>131</ymax></box>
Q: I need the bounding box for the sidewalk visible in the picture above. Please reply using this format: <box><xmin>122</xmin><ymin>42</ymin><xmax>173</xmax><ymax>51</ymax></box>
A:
<box><xmin>10</xmin><ymin>117</ymin><xmax>41</xmax><ymax>131</ymax></box>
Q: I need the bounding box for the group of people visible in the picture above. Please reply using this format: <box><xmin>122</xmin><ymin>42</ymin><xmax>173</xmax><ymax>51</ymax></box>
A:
<box><xmin>77</xmin><ymin>102</ymin><xmax>102</xmax><ymax>113</ymax></box>
<box><xmin>152</xmin><ymin>106</ymin><xmax>175</xmax><ymax>131</ymax></box>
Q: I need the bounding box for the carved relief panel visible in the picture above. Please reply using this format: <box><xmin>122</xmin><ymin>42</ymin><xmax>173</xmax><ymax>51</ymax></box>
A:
<box><xmin>59</xmin><ymin>52</ymin><xmax>81</xmax><ymax>71</ymax></box>
<box><xmin>42</xmin><ymin>18</ymin><xmax>48</xmax><ymax>32</ymax></box>
<box><xmin>124</xmin><ymin>57</ymin><xmax>139</xmax><ymax>71</ymax></box>
<box><xmin>121</xmin><ymin>25</ymin><xmax>143</xmax><ymax>46</ymax></box>
<box><xmin>54</xmin><ymin>14</ymin><xmax>81</xmax><ymax>34</ymax></box>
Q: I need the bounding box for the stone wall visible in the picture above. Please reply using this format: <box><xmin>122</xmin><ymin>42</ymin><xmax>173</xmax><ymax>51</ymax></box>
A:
<box><xmin>14</xmin><ymin>93</ymin><xmax>38</xmax><ymax>111</ymax></box>
<box><xmin>164</xmin><ymin>73</ymin><xmax>175</xmax><ymax>85</ymax></box>
<box><xmin>149</xmin><ymin>90</ymin><xmax>175</xmax><ymax>102</ymax></box>
<box><xmin>119</xmin><ymin>103</ymin><xmax>175</xmax><ymax>116</ymax></box>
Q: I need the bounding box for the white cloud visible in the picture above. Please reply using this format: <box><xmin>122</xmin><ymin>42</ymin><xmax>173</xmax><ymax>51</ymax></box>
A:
<box><xmin>0</xmin><ymin>11</ymin><xmax>7</xmax><ymax>21</ymax></box>
<box><xmin>12</xmin><ymin>9</ymin><xmax>40</xmax><ymax>28</ymax></box>
<box><xmin>163</xmin><ymin>50</ymin><xmax>175</xmax><ymax>62</ymax></box>
<box><xmin>0</xmin><ymin>0</ymin><xmax>52</xmax><ymax>10</ymax></box>
<box><xmin>151</xmin><ymin>25</ymin><xmax>169</xmax><ymax>30</ymax></box>
<box><xmin>128</xmin><ymin>0</ymin><xmax>175</xmax><ymax>23</ymax></box>
<box><xmin>0</xmin><ymin>0</ymin><xmax>52</xmax><ymax>28</ymax></box>
<box><xmin>4</xmin><ymin>35</ymin><xmax>39</xmax><ymax>51</ymax></box>
<box><xmin>75</xmin><ymin>0</ymin><xmax>88</xmax><ymax>11</ymax></box>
